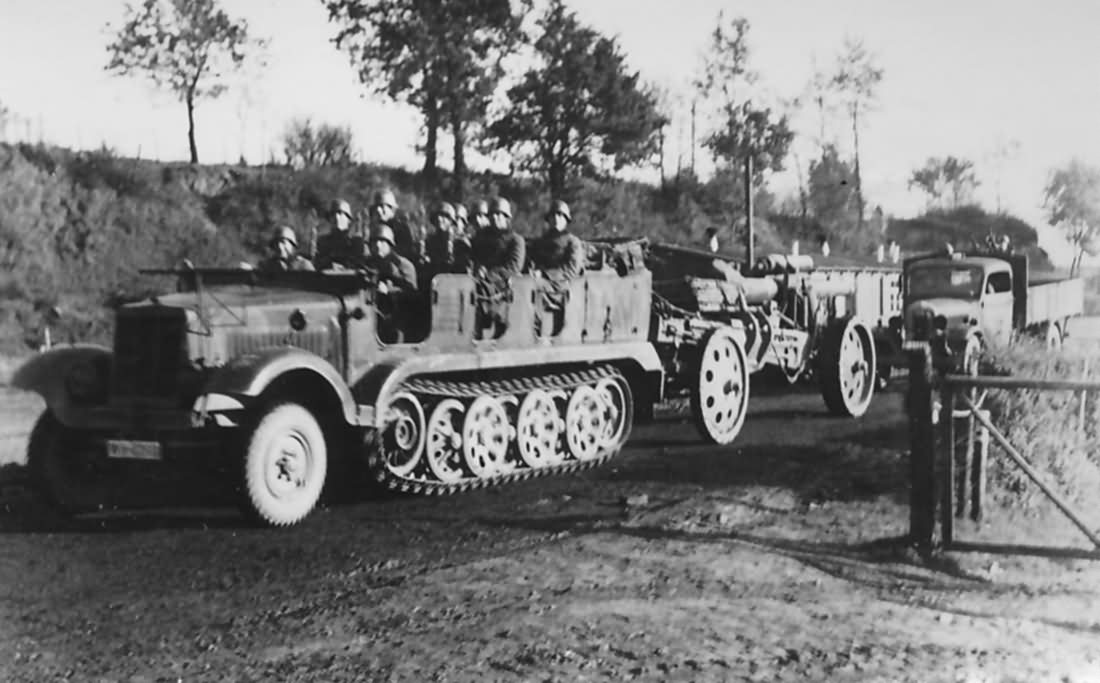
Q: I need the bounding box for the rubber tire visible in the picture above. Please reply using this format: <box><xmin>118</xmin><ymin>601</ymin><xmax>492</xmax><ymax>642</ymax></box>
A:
<box><xmin>819</xmin><ymin>317</ymin><xmax>877</xmax><ymax>418</ymax></box>
<box><xmin>26</xmin><ymin>410</ymin><xmax>121</xmax><ymax>514</ymax></box>
<box><xmin>1045</xmin><ymin>322</ymin><xmax>1062</xmax><ymax>350</ymax></box>
<box><xmin>239</xmin><ymin>402</ymin><xmax>328</xmax><ymax>527</ymax></box>
<box><xmin>689</xmin><ymin>327</ymin><xmax>750</xmax><ymax>445</ymax></box>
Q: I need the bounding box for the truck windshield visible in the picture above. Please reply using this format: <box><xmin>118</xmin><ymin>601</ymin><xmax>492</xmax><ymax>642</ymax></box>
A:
<box><xmin>907</xmin><ymin>265</ymin><xmax>983</xmax><ymax>300</ymax></box>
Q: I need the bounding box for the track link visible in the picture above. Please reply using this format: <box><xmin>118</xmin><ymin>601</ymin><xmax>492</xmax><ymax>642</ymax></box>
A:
<box><xmin>367</xmin><ymin>365</ymin><xmax>626</xmax><ymax>496</ymax></box>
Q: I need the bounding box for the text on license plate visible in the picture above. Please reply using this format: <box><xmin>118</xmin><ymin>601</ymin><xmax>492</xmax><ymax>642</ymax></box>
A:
<box><xmin>107</xmin><ymin>440</ymin><xmax>162</xmax><ymax>461</ymax></box>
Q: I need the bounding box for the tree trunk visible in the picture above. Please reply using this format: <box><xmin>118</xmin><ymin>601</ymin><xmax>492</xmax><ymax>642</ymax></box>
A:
<box><xmin>548</xmin><ymin>159</ymin><xmax>565</xmax><ymax>198</ymax></box>
<box><xmin>658</xmin><ymin>124</ymin><xmax>666</xmax><ymax>190</ymax></box>
<box><xmin>187</xmin><ymin>95</ymin><xmax>198</xmax><ymax>164</ymax></box>
<box><xmin>451</xmin><ymin>113</ymin><xmax>467</xmax><ymax>201</ymax></box>
<box><xmin>851</xmin><ymin>104</ymin><xmax>864</xmax><ymax>233</ymax></box>
<box><xmin>422</xmin><ymin>93</ymin><xmax>439</xmax><ymax>182</ymax></box>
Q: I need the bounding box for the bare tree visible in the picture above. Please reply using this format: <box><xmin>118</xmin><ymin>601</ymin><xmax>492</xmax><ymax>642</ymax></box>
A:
<box><xmin>105</xmin><ymin>0</ymin><xmax>265</xmax><ymax>164</ymax></box>
<box><xmin>829</xmin><ymin>37</ymin><xmax>883</xmax><ymax>232</ymax></box>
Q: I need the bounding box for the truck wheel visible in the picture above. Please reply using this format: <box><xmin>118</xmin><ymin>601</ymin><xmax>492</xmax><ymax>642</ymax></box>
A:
<box><xmin>1044</xmin><ymin>323</ymin><xmax>1062</xmax><ymax>350</ymax></box>
<box><xmin>240</xmin><ymin>402</ymin><xmax>328</xmax><ymax>527</ymax></box>
<box><xmin>690</xmin><ymin>328</ymin><xmax>750</xmax><ymax>445</ymax></box>
<box><xmin>27</xmin><ymin>410</ymin><xmax>124</xmax><ymax>514</ymax></box>
<box><xmin>960</xmin><ymin>335</ymin><xmax>982</xmax><ymax>376</ymax></box>
<box><xmin>819</xmin><ymin>317</ymin><xmax>876</xmax><ymax>418</ymax></box>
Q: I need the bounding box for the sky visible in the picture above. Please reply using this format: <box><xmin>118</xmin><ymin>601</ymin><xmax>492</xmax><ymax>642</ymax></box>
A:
<box><xmin>3</xmin><ymin>0</ymin><xmax>1099</xmax><ymax>264</ymax></box>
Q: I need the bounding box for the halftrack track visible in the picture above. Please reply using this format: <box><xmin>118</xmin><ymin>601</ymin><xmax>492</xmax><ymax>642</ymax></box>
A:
<box><xmin>367</xmin><ymin>365</ymin><xmax>632</xmax><ymax>496</ymax></box>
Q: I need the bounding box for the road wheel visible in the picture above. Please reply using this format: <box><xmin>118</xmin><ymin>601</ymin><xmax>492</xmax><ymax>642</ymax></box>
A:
<box><xmin>240</xmin><ymin>402</ymin><xmax>328</xmax><ymax>527</ymax></box>
<box><xmin>819</xmin><ymin>317</ymin><xmax>876</xmax><ymax>418</ymax></box>
<box><xmin>690</xmin><ymin>328</ymin><xmax>750</xmax><ymax>445</ymax></box>
<box><xmin>27</xmin><ymin>410</ymin><xmax>127</xmax><ymax>514</ymax></box>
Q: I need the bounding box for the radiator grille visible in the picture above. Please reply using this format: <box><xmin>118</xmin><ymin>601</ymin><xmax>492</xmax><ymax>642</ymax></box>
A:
<box><xmin>112</xmin><ymin>308</ymin><xmax>187</xmax><ymax>399</ymax></box>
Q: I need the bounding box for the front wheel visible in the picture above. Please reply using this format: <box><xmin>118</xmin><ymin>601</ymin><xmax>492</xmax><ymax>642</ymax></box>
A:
<box><xmin>27</xmin><ymin>410</ymin><xmax>132</xmax><ymax>514</ymax></box>
<box><xmin>819</xmin><ymin>317</ymin><xmax>876</xmax><ymax>418</ymax></box>
<box><xmin>240</xmin><ymin>402</ymin><xmax>328</xmax><ymax>527</ymax></box>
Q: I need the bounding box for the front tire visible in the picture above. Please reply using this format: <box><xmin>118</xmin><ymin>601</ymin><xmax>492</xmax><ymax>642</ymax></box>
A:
<box><xmin>27</xmin><ymin>410</ymin><xmax>126</xmax><ymax>514</ymax></box>
<box><xmin>240</xmin><ymin>402</ymin><xmax>328</xmax><ymax>527</ymax></box>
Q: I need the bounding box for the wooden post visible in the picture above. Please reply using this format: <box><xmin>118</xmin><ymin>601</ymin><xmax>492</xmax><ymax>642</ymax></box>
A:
<box><xmin>940</xmin><ymin>383</ymin><xmax>955</xmax><ymax>546</ymax></box>
<box><xmin>907</xmin><ymin>343</ymin><xmax>937</xmax><ymax>554</ymax></box>
<box><xmin>1080</xmin><ymin>357</ymin><xmax>1090</xmax><ymax>434</ymax></box>
<box><xmin>971</xmin><ymin>410</ymin><xmax>989</xmax><ymax>522</ymax></box>
<box><xmin>744</xmin><ymin>155</ymin><xmax>755</xmax><ymax>274</ymax></box>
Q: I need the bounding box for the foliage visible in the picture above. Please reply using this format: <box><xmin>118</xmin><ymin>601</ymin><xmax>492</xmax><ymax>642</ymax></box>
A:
<box><xmin>807</xmin><ymin>144</ymin><xmax>857</xmax><ymax>239</ymax></box>
<box><xmin>485</xmin><ymin>0</ymin><xmax>666</xmax><ymax>196</ymax></box>
<box><xmin>105</xmin><ymin>0</ymin><xmax>263</xmax><ymax>164</ymax></box>
<box><xmin>1043</xmin><ymin>159</ymin><xmax>1100</xmax><ymax>276</ymax></box>
<box><xmin>981</xmin><ymin>341</ymin><xmax>1100</xmax><ymax>513</ymax></box>
<box><xmin>325</xmin><ymin>0</ymin><xmax>527</xmax><ymax>195</ymax></box>
<box><xmin>886</xmin><ymin>206</ymin><xmax>1052</xmax><ymax>269</ymax></box>
<box><xmin>694</xmin><ymin>14</ymin><xmax>793</xmax><ymax>184</ymax></box>
<box><xmin>281</xmin><ymin>118</ymin><xmax>356</xmax><ymax>169</ymax></box>
<box><xmin>908</xmin><ymin>156</ymin><xmax>980</xmax><ymax>210</ymax></box>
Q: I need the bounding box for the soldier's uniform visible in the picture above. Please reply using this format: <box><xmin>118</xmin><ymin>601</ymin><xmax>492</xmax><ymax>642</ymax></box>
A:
<box><xmin>470</xmin><ymin>198</ymin><xmax>525</xmax><ymax>338</ymax></box>
<box><xmin>315</xmin><ymin>199</ymin><xmax>361</xmax><ymax>270</ymax></box>
<box><xmin>370</xmin><ymin>188</ymin><xmax>420</xmax><ymax>263</ymax></box>
<box><xmin>258</xmin><ymin>226</ymin><xmax>316</xmax><ymax>272</ymax></box>
<box><xmin>422</xmin><ymin>203</ymin><xmax>471</xmax><ymax>285</ymax></box>
<box><xmin>528</xmin><ymin>200</ymin><xmax>584</xmax><ymax>326</ymax></box>
<box><xmin>362</xmin><ymin>225</ymin><xmax>418</xmax><ymax>343</ymax></box>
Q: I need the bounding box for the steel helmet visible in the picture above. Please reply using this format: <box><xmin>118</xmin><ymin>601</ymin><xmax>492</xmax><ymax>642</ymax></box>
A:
<box><xmin>371</xmin><ymin>224</ymin><xmax>396</xmax><ymax>246</ymax></box>
<box><xmin>454</xmin><ymin>203</ymin><xmax>469</xmax><ymax>224</ymax></box>
<box><xmin>332</xmin><ymin>198</ymin><xmax>352</xmax><ymax>218</ymax></box>
<box><xmin>489</xmin><ymin>197</ymin><xmax>512</xmax><ymax>219</ymax></box>
<box><xmin>546</xmin><ymin>199</ymin><xmax>572</xmax><ymax>222</ymax></box>
<box><xmin>470</xmin><ymin>199</ymin><xmax>489</xmax><ymax>216</ymax></box>
<box><xmin>271</xmin><ymin>225</ymin><xmax>298</xmax><ymax>248</ymax></box>
<box><xmin>373</xmin><ymin>188</ymin><xmax>398</xmax><ymax>210</ymax></box>
<box><xmin>434</xmin><ymin>201</ymin><xmax>457</xmax><ymax>222</ymax></box>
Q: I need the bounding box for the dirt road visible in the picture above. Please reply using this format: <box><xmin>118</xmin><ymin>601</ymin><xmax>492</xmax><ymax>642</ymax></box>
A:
<box><xmin>1</xmin><ymin>384</ymin><xmax>1098</xmax><ymax>682</ymax></box>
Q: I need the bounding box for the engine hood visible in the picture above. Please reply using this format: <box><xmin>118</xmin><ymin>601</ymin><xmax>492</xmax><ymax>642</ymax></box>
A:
<box><xmin>906</xmin><ymin>298</ymin><xmax>977</xmax><ymax>321</ymax></box>
<box><xmin>124</xmin><ymin>285</ymin><xmax>341</xmax><ymax>327</ymax></box>
<box><xmin>905</xmin><ymin>297</ymin><xmax>978</xmax><ymax>340</ymax></box>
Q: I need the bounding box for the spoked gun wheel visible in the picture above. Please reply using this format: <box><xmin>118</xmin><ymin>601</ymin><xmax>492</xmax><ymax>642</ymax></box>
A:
<box><xmin>819</xmin><ymin>317</ymin><xmax>876</xmax><ymax>418</ymax></box>
<box><xmin>690</xmin><ymin>328</ymin><xmax>750</xmax><ymax>445</ymax></box>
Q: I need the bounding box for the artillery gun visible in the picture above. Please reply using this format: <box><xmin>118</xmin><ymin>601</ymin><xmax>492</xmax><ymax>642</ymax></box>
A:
<box><xmin>642</xmin><ymin>242</ymin><xmax>902</xmax><ymax>423</ymax></box>
<box><xmin>12</xmin><ymin>256</ymin><xmax>751</xmax><ymax>527</ymax></box>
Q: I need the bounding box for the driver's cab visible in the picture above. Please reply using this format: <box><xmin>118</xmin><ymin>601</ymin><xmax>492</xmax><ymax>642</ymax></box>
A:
<box><xmin>979</xmin><ymin>260</ymin><xmax>1014</xmax><ymax>346</ymax></box>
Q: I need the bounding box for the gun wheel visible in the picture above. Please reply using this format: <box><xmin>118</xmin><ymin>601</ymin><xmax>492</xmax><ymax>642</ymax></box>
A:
<box><xmin>820</xmin><ymin>317</ymin><xmax>876</xmax><ymax>418</ymax></box>
<box><xmin>690</xmin><ymin>328</ymin><xmax>750</xmax><ymax>445</ymax></box>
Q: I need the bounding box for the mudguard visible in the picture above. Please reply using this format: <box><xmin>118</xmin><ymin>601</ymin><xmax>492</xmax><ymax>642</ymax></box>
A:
<box><xmin>10</xmin><ymin>345</ymin><xmax>112</xmax><ymax>423</ymax></box>
<box><xmin>200</xmin><ymin>346</ymin><xmax>361</xmax><ymax>424</ymax></box>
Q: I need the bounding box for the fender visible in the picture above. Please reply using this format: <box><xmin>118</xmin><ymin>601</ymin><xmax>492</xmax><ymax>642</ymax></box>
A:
<box><xmin>200</xmin><ymin>346</ymin><xmax>361</xmax><ymax>424</ymax></box>
<box><xmin>10</xmin><ymin>345</ymin><xmax>112</xmax><ymax>423</ymax></box>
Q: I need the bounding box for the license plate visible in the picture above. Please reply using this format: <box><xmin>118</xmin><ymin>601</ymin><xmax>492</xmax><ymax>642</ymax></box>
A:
<box><xmin>107</xmin><ymin>440</ymin><xmax>162</xmax><ymax>461</ymax></box>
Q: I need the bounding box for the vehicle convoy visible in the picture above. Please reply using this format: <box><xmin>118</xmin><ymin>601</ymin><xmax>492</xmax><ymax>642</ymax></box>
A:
<box><xmin>13</xmin><ymin>251</ymin><xmax>753</xmax><ymax>527</ymax></box>
<box><xmin>644</xmin><ymin>242</ymin><xmax>902</xmax><ymax>418</ymax></box>
<box><xmin>881</xmin><ymin>249</ymin><xmax>1085</xmax><ymax>373</ymax></box>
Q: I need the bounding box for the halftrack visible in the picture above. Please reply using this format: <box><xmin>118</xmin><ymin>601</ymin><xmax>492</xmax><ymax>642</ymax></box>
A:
<box><xmin>14</xmin><ymin>258</ymin><xmax>751</xmax><ymax>526</ymax></box>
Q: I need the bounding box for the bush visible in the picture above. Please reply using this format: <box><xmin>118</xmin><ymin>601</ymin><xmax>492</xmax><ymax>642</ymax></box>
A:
<box><xmin>980</xmin><ymin>340</ymin><xmax>1100</xmax><ymax>512</ymax></box>
<box><xmin>282</xmin><ymin>118</ymin><xmax>356</xmax><ymax>169</ymax></box>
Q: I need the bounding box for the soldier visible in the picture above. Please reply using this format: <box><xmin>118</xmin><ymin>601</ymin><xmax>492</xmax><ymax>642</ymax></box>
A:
<box><xmin>470</xmin><ymin>197</ymin><xmax>525</xmax><ymax>338</ymax></box>
<box><xmin>454</xmin><ymin>203</ymin><xmax>470</xmax><ymax>240</ymax></box>
<box><xmin>314</xmin><ymin>198</ymin><xmax>361</xmax><ymax>270</ymax></box>
<box><xmin>528</xmin><ymin>199</ymin><xmax>585</xmax><ymax>284</ymax></box>
<box><xmin>362</xmin><ymin>224</ymin><xmax>418</xmax><ymax>343</ymax></box>
<box><xmin>468</xmin><ymin>198</ymin><xmax>491</xmax><ymax>236</ymax></box>
<box><xmin>370</xmin><ymin>188</ymin><xmax>419</xmax><ymax>262</ymax></box>
<box><xmin>422</xmin><ymin>202</ymin><xmax>471</xmax><ymax>285</ymax></box>
<box><xmin>704</xmin><ymin>226</ymin><xmax>720</xmax><ymax>254</ymax></box>
<box><xmin>258</xmin><ymin>225</ymin><xmax>315</xmax><ymax>272</ymax></box>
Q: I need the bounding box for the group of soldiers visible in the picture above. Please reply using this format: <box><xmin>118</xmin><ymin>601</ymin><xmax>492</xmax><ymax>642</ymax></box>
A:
<box><xmin>256</xmin><ymin>189</ymin><xmax>587</xmax><ymax>338</ymax></box>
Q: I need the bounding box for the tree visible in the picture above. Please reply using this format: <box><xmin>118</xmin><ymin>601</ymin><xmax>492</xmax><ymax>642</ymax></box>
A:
<box><xmin>829</xmin><ymin>37</ymin><xmax>883</xmax><ymax>233</ymax></box>
<box><xmin>325</xmin><ymin>0</ymin><xmax>526</xmax><ymax>195</ymax></box>
<box><xmin>908</xmin><ymin>156</ymin><xmax>980</xmax><ymax>210</ymax></box>
<box><xmin>694</xmin><ymin>15</ymin><xmax>793</xmax><ymax>189</ymax></box>
<box><xmin>281</xmin><ymin>118</ymin><xmax>355</xmax><ymax>168</ymax></box>
<box><xmin>486</xmin><ymin>0</ymin><xmax>665</xmax><ymax>196</ymax></box>
<box><xmin>1043</xmin><ymin>160</ymin><xmax>1100</xmax><ymax>276</ymax></box>
<box><xmin>105</xmin><ymin>0</ymin><xmax>262</xmax><ymax>164</ymax></box>
<box><xmin>808</xmin><ymin>144</ymin><xmax>857</xmax><ymax>234</ymax></box>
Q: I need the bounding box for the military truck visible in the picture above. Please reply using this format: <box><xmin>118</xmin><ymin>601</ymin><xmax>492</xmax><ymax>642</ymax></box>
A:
<box><xmin>13</xmin><ymin>258</ymin><xmax>752</xmax><ymax>526</ymax></box>
<box><xmin>882</xmin><ymin>249</ymin><xmax>1084</xmax><ymax>373</ymax></box>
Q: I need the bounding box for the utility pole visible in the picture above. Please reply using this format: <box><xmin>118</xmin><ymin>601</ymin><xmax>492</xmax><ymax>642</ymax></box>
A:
<box><xmin>744</xmin><ymin>155</ymin><xmax>754</xmax><ymax>273</ymax></box>
<box><xmin>690</xmin><ymin>99</ymin><xmax>696</xmax><ymax>176</ymax></box>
